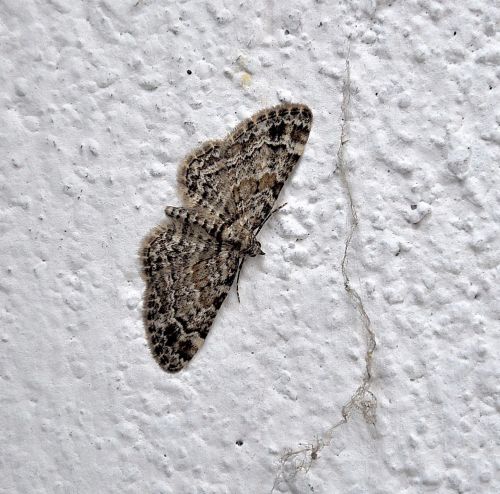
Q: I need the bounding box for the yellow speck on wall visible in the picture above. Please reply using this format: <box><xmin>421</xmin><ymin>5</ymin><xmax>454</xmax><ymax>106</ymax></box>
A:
<box><xmin>240</xmin><ymin>72</ymin><xmax>252</xmax><ymax>87</ymax></box>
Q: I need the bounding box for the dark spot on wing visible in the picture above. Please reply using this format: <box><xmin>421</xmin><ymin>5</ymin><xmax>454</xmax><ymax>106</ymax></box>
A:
<box><xmin>269</xmin><ymin>121</ymin><xmax>286</xmax><ymax>141</ymax></box>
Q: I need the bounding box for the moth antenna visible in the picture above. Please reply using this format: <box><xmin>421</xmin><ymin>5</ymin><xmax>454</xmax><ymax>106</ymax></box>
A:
<box><xmin>255</xmin><ymin>202</ymin><xmax>288</xmax><ymax>236</ymax></box>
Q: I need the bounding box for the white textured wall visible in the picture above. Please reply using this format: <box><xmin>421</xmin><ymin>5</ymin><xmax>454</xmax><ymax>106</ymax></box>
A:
<box><xmin>1</xmin><ymin>1</ymin><xmax>499</xmax><ymax>493</ymax></box>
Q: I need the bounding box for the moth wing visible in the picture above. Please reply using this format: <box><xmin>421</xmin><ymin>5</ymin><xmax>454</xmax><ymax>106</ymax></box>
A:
<box><xmin>178</xmin><ymin>103</ymin><xmax>313</xmax><ymax>233</ymax></box>
<box><xmin>140</xmin><ymin>219</ymin><xmax>240</xmax><ymax>372</ymax></box>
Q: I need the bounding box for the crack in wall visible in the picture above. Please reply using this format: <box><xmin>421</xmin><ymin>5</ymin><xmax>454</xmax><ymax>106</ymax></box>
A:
<box><xmin>271</xmin><ymin>44</ymin><xmax>377</xmax><ymax>493</ymax></box>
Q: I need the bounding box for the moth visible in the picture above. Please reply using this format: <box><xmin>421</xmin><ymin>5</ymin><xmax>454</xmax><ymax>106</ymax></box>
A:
<box><xmin>141</xmin><ymin>103</ymin><xmax>313</xmax><ymax>371</ymax></box>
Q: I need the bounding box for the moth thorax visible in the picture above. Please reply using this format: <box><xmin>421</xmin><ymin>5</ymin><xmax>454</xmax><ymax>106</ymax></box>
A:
<box><xmin>237</xmin><ymin>230</ymin><xmax>264</xmax><ymax>257</ymax></box>
<box><xmin>221</xmin><ymin>227</ymin><xmax>263</xmax><ymax>256</ymax></box>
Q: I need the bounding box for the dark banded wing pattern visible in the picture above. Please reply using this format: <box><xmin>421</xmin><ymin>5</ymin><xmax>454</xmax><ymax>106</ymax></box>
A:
<box><xmin>141</xmin><ymin>218</ymin><xmax>240</xmax><ymax>372</ymax></box>
<box><xmin>178</xmin><ymin>104</ymin><xmax>313</xmax><ymax>234</ymax></box>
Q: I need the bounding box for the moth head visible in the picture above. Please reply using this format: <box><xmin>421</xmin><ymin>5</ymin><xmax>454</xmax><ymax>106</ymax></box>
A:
<box><xmin>247</xmin><ymin>239</ymin><xmax>265</xmax><ymax>257</ymax></box>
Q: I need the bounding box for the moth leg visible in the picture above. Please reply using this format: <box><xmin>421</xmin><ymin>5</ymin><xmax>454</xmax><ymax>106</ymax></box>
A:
<box><xmin>235</xmin><ymin>257</ymin><xmax>246</xmax><ymax>304</ymax></box>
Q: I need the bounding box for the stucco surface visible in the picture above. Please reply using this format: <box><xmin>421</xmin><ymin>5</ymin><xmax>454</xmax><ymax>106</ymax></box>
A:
<box><xmin>1</xmin><ymin>1</ymin><xmax>499</xmax><ymax>493</ymax></box>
